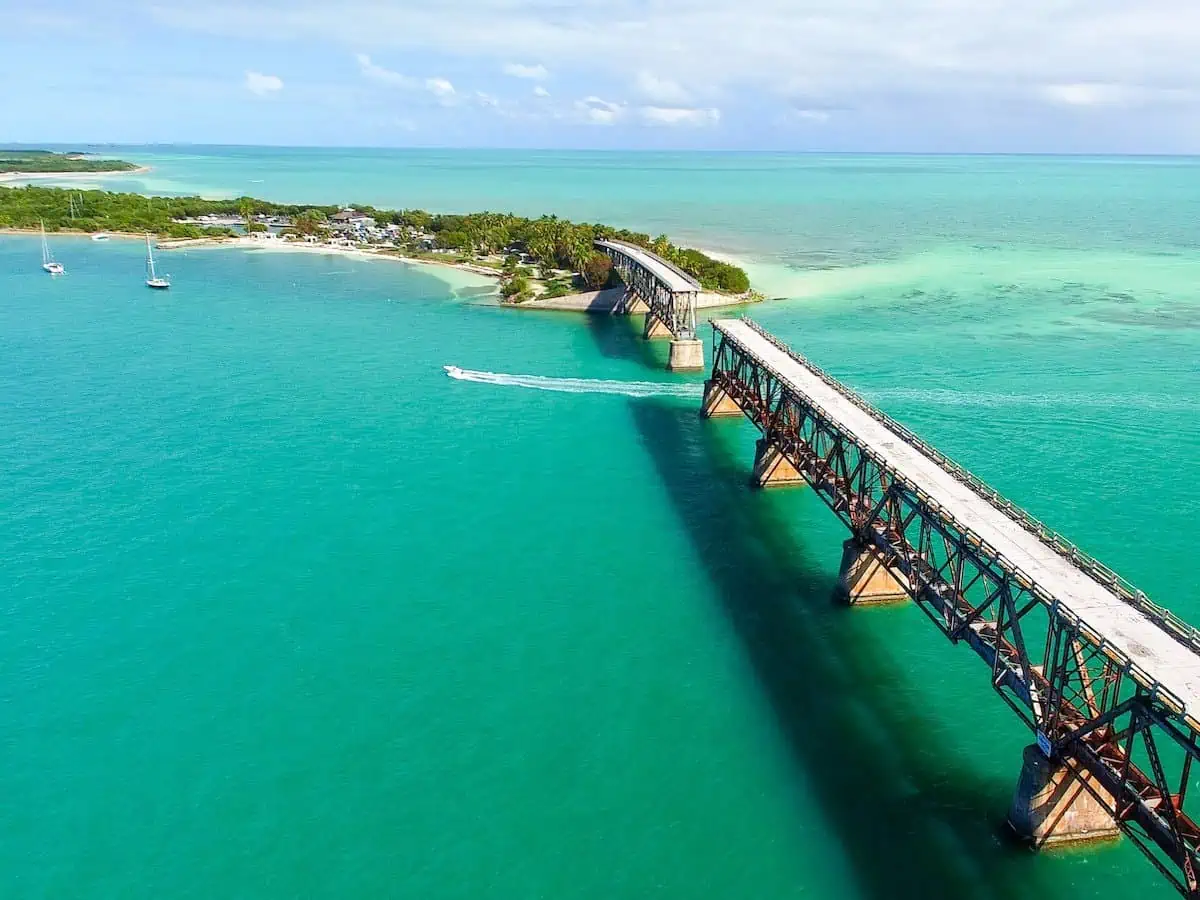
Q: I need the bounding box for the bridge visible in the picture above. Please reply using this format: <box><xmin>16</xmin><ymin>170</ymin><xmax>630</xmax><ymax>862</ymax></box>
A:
<box><xmin>700</xmin><ymin>316</ymin><xmax>1200</xmax><ymax>897</ymax></box>
<box><xmin>594</xmin><ymin>239</ymin><xmax>704</xmax><ymax>371</ymax></box>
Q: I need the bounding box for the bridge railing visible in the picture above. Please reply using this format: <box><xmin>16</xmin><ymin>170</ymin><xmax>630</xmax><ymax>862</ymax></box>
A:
<box><xmin>597</xmin><ymin>239</ymin><xmax>702</xmax><ymax>291</ymax></box>
<box><xmin>728</xmin><ymin>316</ymin><xmax>1200</xmax><ymax>664</ymax></box>
<box><xmin>710</xmin><ymin>317</ymin><xmax>1200</xmax><ymax>895</ymax></box>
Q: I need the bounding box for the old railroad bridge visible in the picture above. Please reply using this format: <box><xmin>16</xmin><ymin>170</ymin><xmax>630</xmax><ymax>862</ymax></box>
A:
<box><xmin>595</xmin><ymin>238</ymin><xmax>705</xmax><ymax>371</ymax></box>
<box><xmin>584</xmin><ymin>240</ymin><xmax>1200</xmax><ymax>893</ymax></box>
<box><xmin>686</xmin><ymin>317</ymin><xmax>1200</xmax><ymax>896</ymax></box>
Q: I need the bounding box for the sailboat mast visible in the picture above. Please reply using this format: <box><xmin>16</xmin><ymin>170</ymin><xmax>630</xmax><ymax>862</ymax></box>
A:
<box><xmin>146</xmin><ymin>233</ymin><xmax>157</xmax><ymax>280</ymax></box>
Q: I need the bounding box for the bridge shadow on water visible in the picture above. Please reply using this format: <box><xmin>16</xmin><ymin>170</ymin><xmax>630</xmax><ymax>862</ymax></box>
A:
<box><xmin>628</xmin><ymin>398</ymin><xmax>1039</xmax><ymax>900</ymax></box>
<box><xmin>583</xmin><ymin>315</ymin><xmax>1040</xmax><ymax>900</ymax></box>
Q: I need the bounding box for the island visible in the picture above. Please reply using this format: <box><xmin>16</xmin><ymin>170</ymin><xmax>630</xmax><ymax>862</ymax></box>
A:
<box><xmin>0</xmin><ymin>149</ymin><xmax>139</xmax><ymax>174</ymax></box>
<box><xmin>0</xmin><ymin>184</ymin><xmax>756</xmax><ymax>304</ymax></box>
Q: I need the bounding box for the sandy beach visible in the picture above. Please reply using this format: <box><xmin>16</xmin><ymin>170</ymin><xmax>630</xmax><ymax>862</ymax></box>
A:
<box><xmin>0</xmin><ymin>165</ymin><xmax>151</xmax><ymax>185</ymax></box>
<box><xmin>163</xmin><ymin>235</ymin><xmax>503</xmax><ymax>292</ymax></box>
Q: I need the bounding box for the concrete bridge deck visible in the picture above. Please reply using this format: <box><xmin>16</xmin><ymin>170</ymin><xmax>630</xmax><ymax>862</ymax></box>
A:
<box><xmin>714</xmin><ymin>317</ymin><xmax>1200</xmax><ymax>717</ymax></box>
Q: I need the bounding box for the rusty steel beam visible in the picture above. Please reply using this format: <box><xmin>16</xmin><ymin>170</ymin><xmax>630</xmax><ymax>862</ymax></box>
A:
<box><xmin>705</xmin><ymin>318</ymin><xmax>1200</xmax><ymax>898</ymax></box>
<box><xmin>596</xmin><ymin>240</ymin><xmax>698</xmax><ymax>339</ymax></box>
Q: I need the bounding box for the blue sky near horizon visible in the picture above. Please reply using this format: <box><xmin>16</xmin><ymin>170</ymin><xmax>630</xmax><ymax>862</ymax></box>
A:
<box><xmin>4</xmin><ymin>1</ymin><xmax>1200</xmax><ymax>153</ymax></box>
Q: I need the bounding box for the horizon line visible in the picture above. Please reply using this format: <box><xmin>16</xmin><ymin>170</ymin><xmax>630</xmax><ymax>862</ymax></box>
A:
<box><xmin>5</xmin><ymin>141</ymin><xmax>1200</xmax><ymax>159</ymax></box>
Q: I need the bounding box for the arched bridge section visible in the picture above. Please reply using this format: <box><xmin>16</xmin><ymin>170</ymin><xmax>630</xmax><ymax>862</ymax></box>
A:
<box><xmin>702</xmin><ymin>316</ymin><xmax>1200</xmax><ymax>898</ymax></box>
<box><xmin>595</xmin><ymin>239</ymin><xmax>704</xmax><ymax>370</ymax></box>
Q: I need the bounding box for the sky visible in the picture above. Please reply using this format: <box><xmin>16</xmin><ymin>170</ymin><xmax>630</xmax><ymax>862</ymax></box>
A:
<box><xmin>4</xmin><ymin>0</ymin><xmax>1200</xmax><ymax>152</ymax></box>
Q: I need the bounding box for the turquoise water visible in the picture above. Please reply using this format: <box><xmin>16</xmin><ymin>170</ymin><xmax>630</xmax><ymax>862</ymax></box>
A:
<box><xmin>4</xmin><ymin>150</ymin><xmax>1200</xmax><ymax>898</ymax></box>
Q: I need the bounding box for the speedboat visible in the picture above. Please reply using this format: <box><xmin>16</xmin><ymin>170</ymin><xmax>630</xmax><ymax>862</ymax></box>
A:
<box><xmin>91</xmin><ymin>233</ymin><xmax>111</xmax><ymax>242</ymax></box>
<box><xmin>444</xmin><ymin>365</ymin><xmax>463</xmax><ymax>377</ymax></box>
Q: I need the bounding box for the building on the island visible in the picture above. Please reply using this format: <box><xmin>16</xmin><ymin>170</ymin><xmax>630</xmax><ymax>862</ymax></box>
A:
<box><xmin>331</xmin><ymin>208</ymin><xmax>375</xmax><ymax>238</ymax></box>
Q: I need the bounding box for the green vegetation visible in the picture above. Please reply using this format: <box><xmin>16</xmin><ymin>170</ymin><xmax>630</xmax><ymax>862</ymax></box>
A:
<box><xmin>0</xmin><ymin>184</ymin><xmax>751</xmax><ymax>294</ymax></box>
<box><xmin>0</xmin><ymin>150</ymin><xmax>138</xmax><ymax>174</ymax></box>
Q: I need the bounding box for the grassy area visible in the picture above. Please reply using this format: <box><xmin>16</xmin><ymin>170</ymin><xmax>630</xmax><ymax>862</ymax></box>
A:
<box><xmin>0</xmin><ymin>150</ymin><xmax>138</xmax><ymax>174</ymax></box>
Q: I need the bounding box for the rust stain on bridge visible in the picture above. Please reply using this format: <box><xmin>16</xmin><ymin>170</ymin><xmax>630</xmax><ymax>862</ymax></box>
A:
<box><xmin>702</xmin><ymin>316</ymin><xmax>1200</xmax><ymax>898</ymax></box>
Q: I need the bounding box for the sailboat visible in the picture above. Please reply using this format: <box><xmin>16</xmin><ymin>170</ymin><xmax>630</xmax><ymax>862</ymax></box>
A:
<box><xmin>40</xmin><ymin>221</ymin><xmax>64</xmax><ymax>275</ymax></box>
<box><xmin>144</xmin><ymin>233</ymin><xmax>170</xmax><ymax>289</ymax></box>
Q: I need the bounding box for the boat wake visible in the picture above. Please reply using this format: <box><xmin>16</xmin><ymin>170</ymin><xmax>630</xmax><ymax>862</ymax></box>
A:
<box><xmin>444</xmin><ymin>365</ymin><xmax>702</xmax><ymax>399</ymax></box>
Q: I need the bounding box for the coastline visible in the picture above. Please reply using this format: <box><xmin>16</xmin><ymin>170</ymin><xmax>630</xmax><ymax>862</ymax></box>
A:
<box><xmin>2</xmin><ymin>225</ymin><xmax>761</xmax><ymax>306</ymax></box>
<box><xmin>515</xmin><ymin>285</ymin><xmax>758</xmax><ymax>312</ymax></box>
<box><xmin>159</xmin><ymin>235</ymin><xmax>503</xmax><ymax>290</ymax></box>
<box><xmin>0</xmin><ymin>165</ymin><xmax>151</xmax><ymax>184</ymax></box>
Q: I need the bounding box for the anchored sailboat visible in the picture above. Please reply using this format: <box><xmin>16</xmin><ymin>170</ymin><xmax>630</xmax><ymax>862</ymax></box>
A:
<box><xmin>40</xmin><ymin>221</ymin><xmax>64</xmax><ymax>275</ymax></box>
<box><xmin>144</xmin><ymin>233</ymin><xmax>170</xmax><ymax>289</ymax></box>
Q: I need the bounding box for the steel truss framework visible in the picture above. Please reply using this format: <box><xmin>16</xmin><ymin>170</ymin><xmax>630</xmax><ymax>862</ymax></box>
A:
<box><xmin>596</xmin><ymin>239</ymin><xmax>699</xmax><ymax>339</ymax></box>
<box><xmin>708</xmin><ymin>317</ymin><xmax>1200</xmax><ymax>897</ymax></box>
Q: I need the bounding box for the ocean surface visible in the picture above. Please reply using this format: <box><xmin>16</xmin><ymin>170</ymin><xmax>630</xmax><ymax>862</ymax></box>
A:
<box><xmin>4</xmin><ymin>149</ymin><xmax>1200</xmax><ymax>898</ymax></box>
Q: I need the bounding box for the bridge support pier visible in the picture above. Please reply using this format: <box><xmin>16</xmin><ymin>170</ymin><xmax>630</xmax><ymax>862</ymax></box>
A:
<box><xmin>701</xmin><ymin>380</ymin><xmax>742</xmax><ymax>418</ymax></box>
<box><xmin>751</xmin><ymin>439</ymin><xmax>807</xmax><ymax>488</ymax></box>
<box><xmin>837</xmin><ymin>539</ymin><xmax>909</xmax><ymax>605</ymax></box>
<box><xmin>1008</xmin><ymin>746</ymin><xmax>1120</xmax><ymax>848</ymax></box>
<box><xmin>667</xmin><ymin>339</ymin><xmax>705</xmax><ymax>372</ymax></box>
<box><xmin>643</xmin><ymin>314</ymin><xmax>673</xmax><ymax>340</ymax></box>
<box><xmin>616</xmin><ymin>292</ymin><xmax>649</xmax><ymax>315</ymax></box>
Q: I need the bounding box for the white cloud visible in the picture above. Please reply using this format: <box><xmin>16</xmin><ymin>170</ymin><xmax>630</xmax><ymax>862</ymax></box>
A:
<box><xmin>426</xmin><ymin>77</ymin><xmax>456</xmax><ymax>99</ymax></box>
<box><xmin>244</xmin><ymin>70</ymin><xmax>283</xmax><ymax>96</ymax></box>
<box><xmin>639</xmin><ymin>106</ymin><xmax>721</xmax><ymax>126</ymax></box>
<box><xmin>575</xmin><ymin>96</ymin><xmax>625</xmax><ymax>125</ymax></box>
<box><xmin>152</xmin><ymin>2</ymin><xmax>1200</xmax><ymax>147</ymax></box>
<box><xmin>356</xmin><ymin>54</ymin><xmax>457</xmax><ymax>103</ymax></box>
<box><xmin>533</xmin><ymin>85</ymin><xmax>550</xmax><ymax>98</ymax></box>
<box><xmin>1042</xmin><ymin>83</ymin><xmax>1129</xmax><ymax>107</ymax></box>
<box><xmin>1040</xmin><ymin>82</ymin><xmax>1195</xmax><ymax>108</ymax></box>
<box><xmin>503</xmin><ymin>62</ymin><xmax>549</xmax><ymax>80</ymax></box>
<box><xmin>356</xmin><ymin>53</ymin><xmax>416</xmax><ymax>88</ymax></box>
<box><xmin>635</xmin><ymin>71</ymin><xmax>691</xmax><ymax>105</ymax></box>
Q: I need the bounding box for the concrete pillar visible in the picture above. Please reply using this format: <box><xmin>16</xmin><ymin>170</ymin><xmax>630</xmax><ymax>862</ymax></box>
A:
<box><xmin>1007</xmin><ymin>745</ymin><xmax>1119</xmax><ymax>847</ymax></box>
<box><xmin>619</xmin><ymin>293</ymin><xmax>650</xmax><ymax>315</ymax></box>
<box><xmin>751</xmin><ymin>438</ymin><xmax>807</xmax><ymax>487</ymax></box>
<box><xmin>837</xmin><ymin>539</ymin><xmax>909</xmax><ymax>605</ymax></box>
<box><xmin>667</xmin><ymin>339</ymin><xmax>705</xmax><ymax>371</ymax></box>
<box><xmin>701</xmin><ymin>380</ymin><xmax>742</xmax><ymax>418</ymax></box>
<box><xmin>643</xmin><ymin>314</ymin><xmax>673</xmax><ymax>340</ymax></box>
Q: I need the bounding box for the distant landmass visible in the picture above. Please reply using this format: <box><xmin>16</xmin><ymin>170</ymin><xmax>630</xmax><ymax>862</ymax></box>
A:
<box><xmin>0</xmin><ymin>149</ymin><xmax>138</xmax><ymax>174</ymax></box>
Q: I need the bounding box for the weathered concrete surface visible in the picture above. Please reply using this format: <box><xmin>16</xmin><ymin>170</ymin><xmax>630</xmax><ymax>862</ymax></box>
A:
<box><xmin>838</xmin><ymin>539</ymin><xmax>910</xmax><ymax>605</ymax></box>
<box><xmin>619</xmin><ymin>293</ymin><xmax>651</xmax><ymax>315</ymax></box>
<box><xmin>1008</xmin><ymin>745</ymin><xmax>1120</xmax><ymax>847</ymax></box>
<box><xmin>667</xmin><ymin>339</ymin><xmax>705</xmax><ymax>371</ymax></box>
<box><xmin>519</xmin><ymin>287</ymin><xmax>753</xmax><ymax>312</ymax></box>
<box><xmin>644</xmin><ymin>314</ymin><xmax>674</xmax><ymax>340</ymax></box>
<box><xmin>751</xmin><ymin>438</ymin><xmax>807</xmax><ymax>488</ymax></box>
<box><xmin>701</xmin><ymin>380</ymin><xmax>742</xmax><ymax>418</ymax></box>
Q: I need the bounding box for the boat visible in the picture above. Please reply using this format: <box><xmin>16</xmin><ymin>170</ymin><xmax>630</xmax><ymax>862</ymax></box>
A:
<box><xmin>91</xmin><ymin>233</ymin><xmax>110</xmax><ymax>242</ymax></box>
<box><xmin>444</xmin><ymin>365</ymin><xmax>463</xmax><ymax>377</ymax></box>
<box><xmin>40</xmin><ymin>221</ymin><xmax>64</xmax><ymax>275</ymax></box>
<box><xmin>144</xmin><ymin>233</ymin><xmax>170</xmax><ymax>289</ymax></box>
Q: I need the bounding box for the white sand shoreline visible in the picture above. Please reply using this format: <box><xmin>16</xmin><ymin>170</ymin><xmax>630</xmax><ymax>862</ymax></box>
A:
<box><xmin>162</xmin><ymin>236</ymin><xmax>503</xmax><ymax>293</ymax></box>
<box><xmin>0</xmin><ymin>165</ymin><xmax>152</xmax><ymax>185</ymax></box>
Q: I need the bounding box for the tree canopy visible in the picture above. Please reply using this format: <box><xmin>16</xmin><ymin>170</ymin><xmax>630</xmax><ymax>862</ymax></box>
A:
<box><xmin>0</xmin><ymin>184</ymin><xmax>751</xmax><ymax>293</ymax></box>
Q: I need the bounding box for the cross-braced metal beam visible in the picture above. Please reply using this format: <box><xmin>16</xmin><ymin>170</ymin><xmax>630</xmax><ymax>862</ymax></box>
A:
<box><xmin>707</xmin><ymin>317</ymin><xmax>1200</xmax><ymax>897</ymax></box>
<box><xmin>595</xmin><ymin>239</ymin><xmax>699</xmax><ymax>339</ymax></box>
